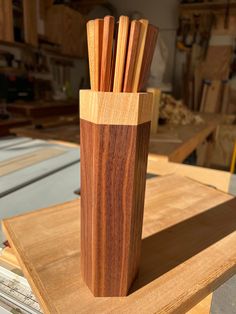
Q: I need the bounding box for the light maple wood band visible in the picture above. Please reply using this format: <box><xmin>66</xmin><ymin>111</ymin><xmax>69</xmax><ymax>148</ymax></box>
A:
<box><xmin>80</xmin><ymin>90</ymin><xmax>153</xmax><ymax>125</ymax></box>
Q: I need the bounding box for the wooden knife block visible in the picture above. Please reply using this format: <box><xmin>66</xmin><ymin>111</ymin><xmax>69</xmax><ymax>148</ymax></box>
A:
<box><xmin>80</xmin><ymin>90</ymin><xmax>152</xmax><ymax>297</ymax></box>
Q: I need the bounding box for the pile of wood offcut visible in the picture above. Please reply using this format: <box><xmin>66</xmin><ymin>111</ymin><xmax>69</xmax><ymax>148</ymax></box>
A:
<box><xmin>160</xmin><ymin>93</ymin><xmax>204</xmax><ymax>125</ymax></box>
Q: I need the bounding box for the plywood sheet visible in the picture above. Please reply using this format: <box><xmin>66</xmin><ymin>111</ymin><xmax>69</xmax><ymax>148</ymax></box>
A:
<box><xmin>3</xmin><ymin>175</ymin><xmax>236</xmax><ymax>314</ymax></box>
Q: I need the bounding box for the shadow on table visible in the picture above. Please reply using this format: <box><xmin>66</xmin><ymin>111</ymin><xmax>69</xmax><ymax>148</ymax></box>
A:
<box><xmin>130</xmin><ymin>198</ymin><xmax>236</xmax><ymax>293</ymax></box>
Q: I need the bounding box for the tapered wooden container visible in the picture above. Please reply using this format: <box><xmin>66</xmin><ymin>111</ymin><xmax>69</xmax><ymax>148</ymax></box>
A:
<box><xmin>80</xmin><ymin>90</ymin><xmax>152</xmax><ymax>297</ymax></box>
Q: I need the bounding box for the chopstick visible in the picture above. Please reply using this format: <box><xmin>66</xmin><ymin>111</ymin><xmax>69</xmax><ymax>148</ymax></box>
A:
<box><xmin>113</xmin><ymin>16</ymin><xmax>129</xmax><ymax>92</ymax></box>
<box><xmin>138</xmin><ymin>24</ymin><xmax>158</xmax><ymax>92</ymax></box>
<box><xmin>131</xmin><ymin>19</ymin><xmax>149</xmax><ymax>92</ymax></box>
<box><xmin>123</xmin><ymin>20</ymin><xmax>141</xmax><ymax>92</ymax></box>
<box><xmin>87</xmin><ymin>20</ymin><xmax>95</xmax><ymax>90</ymax></box>
<box><xmin>109</xmin><ymin>22</ymin><xmax>119</xmax><ymax>91</ymax></box>
<box><xmin>100</xmin><ymin>16</ymin><xmax>115</xmax><ymax>91</ymax></box>
<box><xmin>86</xmin><ymin>15</ymin><xmax>157</xmax><ymax>93</ymax></box>
<box><xmin>94</xmin><ymin>19</ymin><xmax>104</xmax><ymax>91</ymax></box>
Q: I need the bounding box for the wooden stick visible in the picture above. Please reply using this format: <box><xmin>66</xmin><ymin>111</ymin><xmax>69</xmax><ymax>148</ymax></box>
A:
<box><xmin>94</xmin><ymin>19</ymin><xmax>104</xmax><ymax>91</ymax></box>
<box><xmin>109</xmin><ymin>22</ymin><xmax>119</xmax><ymax>91</ymax></box>
<box><xmin>113</xmin><ymin>16</ymin><xmax>129</xmax><ymax>92</ymax></box>
<box><xmin>100</xmin><ymin>16</ymin><xmax>115</xmax><ymax>91</ymax></box>
<box><xmin>123</xmin><ymin>20</ymin><xmax>141</xmax><ymax>92</ymax></box>
<box><xmin>132</xmin><ymin>19</ymin><xmax>149</xmax><ymax>92</ymax></box>
<box><xmin>87</xmin><ymin>20</ymin><xmax>95</xmax><ymax>90</ymax></box>
<box><xmin>138</xmin><ymin>24</ymin><xmax>158</xmax><ymax>92</ymax></box>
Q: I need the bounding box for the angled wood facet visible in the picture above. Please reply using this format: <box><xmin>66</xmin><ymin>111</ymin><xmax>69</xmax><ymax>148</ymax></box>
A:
<box><xmin>80</xmin><ymin>90</ymin><xmax>153</xmax><ymax>125</ymax></box>
<box><xmin>80</xmin><ymin>91</ymin><xmax>152</xmax><ymax>296</ymax></box>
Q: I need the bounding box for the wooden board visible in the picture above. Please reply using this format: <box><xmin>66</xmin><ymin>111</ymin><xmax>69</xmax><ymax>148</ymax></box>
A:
<box><xmin>201</xmin><ymin>46</ymin><xmax>232</xmax><ymax>81</ymax></box>
<box><xmin>147</xmin><ymin>87</ymin><xmax>161</xmax><ymax>134</ymax></box>
<box><xmin>210</xmin><ymin>124</ymin><xmax>236</xmax><ymax>169</ymax></box>
<box><xmin>2</xmin><ymin>175</ymin><xmax>236</xmax><ymax>314</ymax></box>
<box><xmin>204</xmin><ymin>80</ymin><xmax>222</xmax><ymax>113</ymax></box>
<box><xmin>23</xmin><ymin>0</ymin><xmax>38</xmax><ymax>46</ymax></box>
<box><xmin>149</xmin><ymin>114</ymin><xmax>220</xmax><ymax>162</ymax></box>
<box><xmin>147</xmin><ymin>156</ymin><xmax>234</xmax><ymax>194</ymax></box>
<box><xmin>0</xmin><ymin>0</ymin><xmax>13</xmax><ymax>42</ymax></box>
<box><xmin>45</xmin><ymin>5</ymin><xmax>86</xmax><ymax>58</ymax></box>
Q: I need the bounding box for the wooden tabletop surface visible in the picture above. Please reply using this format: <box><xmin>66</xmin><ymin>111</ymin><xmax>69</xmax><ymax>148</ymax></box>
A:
<box><xmin>7</xmin><ymin>100</ymin><xmax>78</xmax><ymax>119</ymax></box>
<box><xmin>149</xmin><ymin>114</ymin><xmax>220</xmax><ymax>162</ymax></box>
<box><xmin>2</xmin><ymin>174</ymin><xmax>236</xmax><ymax>314</ymax></box>
<box><xmin>0</xmin><ymin>117</ymin><xmax>30</xmax><ymax>137</ymax></box>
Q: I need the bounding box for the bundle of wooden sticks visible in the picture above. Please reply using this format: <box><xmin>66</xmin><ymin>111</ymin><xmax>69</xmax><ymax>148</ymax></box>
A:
<box><xmin>87</xmin><ymin>15</ymin><xmax>158</xmax><ymax>93</ymax></box>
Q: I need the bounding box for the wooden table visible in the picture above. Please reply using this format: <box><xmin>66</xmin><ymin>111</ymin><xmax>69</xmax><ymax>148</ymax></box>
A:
<box><xmin>0</xmin><ymin>117</ymin><xmax>30</xmax><ymax>137</ymax></box>
<box><xmin>149</xmin><ymin>114</ymin><xmax>220</xmax><ymax>162</ymax></box>
<box><xmin>11</xmin><ymin>123</ymin><xmax>80</xmax><ymax>143</ymax></box>
<box><xmin>2</xmin><ymin>173</ymin><xmax>236</xmax><ymax>314</ymax></box>
<box><xmin>7</xmin><ymin>100</ymin><xmax>78</xmax><ymax>125</ymax></box>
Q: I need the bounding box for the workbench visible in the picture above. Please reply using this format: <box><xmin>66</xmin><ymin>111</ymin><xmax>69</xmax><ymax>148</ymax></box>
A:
<box><xmin>7</xmin><ymin>100</ymin><xmax>78</xmax><ymax>125</ymax></box>
<box><xmin>11</xmin><ymin>113</ymin><xmax>219</xmax><ymax>163</ymax></box>
<box><xmin>0</xmin><ymin>117</ymin><xmax>30</xmax><ymax>137</ymax></box>
<box><xmin>149</xmin><ymin>114</ymin><xmax>219</xmax><ymax>162</ymax></box>
<box><xmin>0</xmin><ymin>136</ymin><xmax>236</xmax><ymax>313</ymax></box>
<box><xmin>12</xmin><ymin>124</ymin><xmax>80</xmax><ymax>143</ymax></box>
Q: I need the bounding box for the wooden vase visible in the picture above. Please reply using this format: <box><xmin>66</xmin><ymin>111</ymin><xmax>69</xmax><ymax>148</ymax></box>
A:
<box><xmin>80</xmin><ymin>90</ymin><xmax>152</xmax><ymax>297</ymax></box>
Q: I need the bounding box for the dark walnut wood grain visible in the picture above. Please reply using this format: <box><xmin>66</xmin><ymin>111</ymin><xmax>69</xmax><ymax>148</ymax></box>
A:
<box><xmin>80</xmin><ymin>119</ymin><xmax>150</xmax><ymax>296</ymax></box>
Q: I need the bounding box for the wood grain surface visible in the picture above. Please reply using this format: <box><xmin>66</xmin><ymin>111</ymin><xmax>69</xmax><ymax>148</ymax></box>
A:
<box><xmin>7</xmin><ymin>100</ymin><xmax>78</xmax><ymax>119</ymax></box>
<box><xmin>123</xmin><ymin>20</ymin><xmax>141</xmax><ymax>92</ymax></box>
<box><xmin>0</xmin><ymin>117</ymin><xmax>30</xmax><ymax>137</ymax></box>
<box><xmin>138</xmin><ymin>24</ymin><xmax>158</xmax><ymax>91</ymax></box>
<box><xmin>109</xmin><ymin>22</ymin><xmax>118</xmax><ymax>91</ymax></box>
<box><xmin>132</xmin><ymin>19</ymin><xmax>148</xmax><ymax>92</ymax></box>
<box><xmin>149</xmin><ymin>113</ymin><xmax>220</xmax><ymax>162</ymax></box>
<box><xmin>113</xmin><ymin>16</ymin><xmax>129</xmax><ymax>92</ymax></box>
<box><xmin>80</xmin><ymin>90</ymin><xmax>152</xmax><ymax>125</ymax></box>
<box><xmin>100</xmin><ymin>16</ymin><xmax>115</xmax><ymax>91</ymax></box>
<box><xmin>80</xmin><ymin>119</ymin><xmax>150</xmax><ymax>296</ymax></box>
<box><xmin>23</xmin><ymin>0</ymin><xmax>38</xmax><ymax>46</ymax></box>
<box><xmin>0</xmin><ymin>0</ymin><xmax>13</xmax><ymax>42</ymax></box>
<box><xmin>94</xmin><ymin>19</ymin><xmax>104</xmax><ymax>91</ymax></box>
<box><xmin>2</xmin><ymin>175</ymin><xmax>236</xmax><ymax>313</ymax></box>
<box><xmin>146</xmin><ymin>87</ymin><xmax>161</xmax><ymax>134</ymax></box>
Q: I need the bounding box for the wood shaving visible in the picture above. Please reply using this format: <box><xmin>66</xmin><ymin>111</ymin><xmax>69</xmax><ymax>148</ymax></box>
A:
<box><xmin>160</xmin><ymin>94</ymin><xmax>204</xmax><ymax>125</ymax></box>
